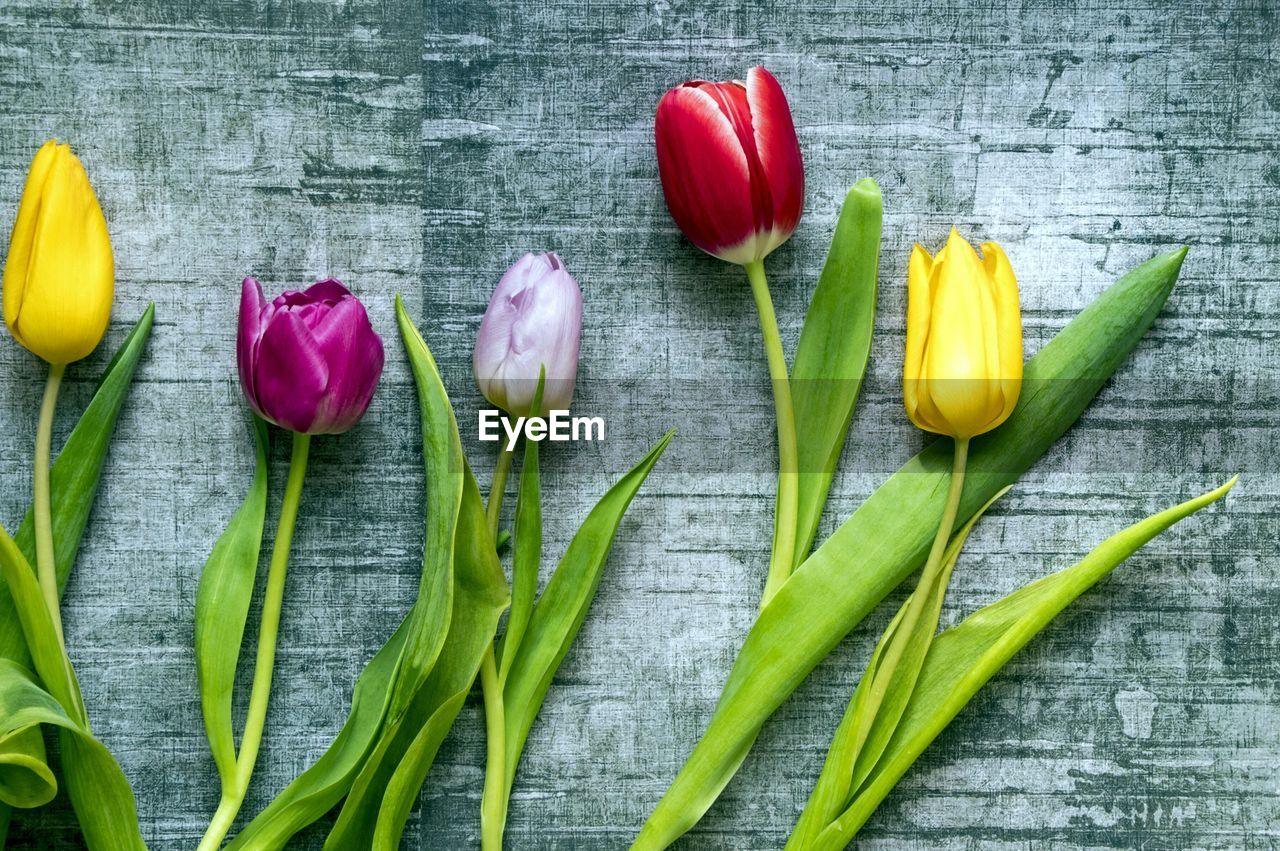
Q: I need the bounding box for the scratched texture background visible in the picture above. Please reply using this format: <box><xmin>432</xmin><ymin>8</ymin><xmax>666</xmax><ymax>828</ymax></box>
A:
<box><xmin>0</xmin><ymin>0</ymin><xmax>1275</xmax><ymax>848</ymax></box>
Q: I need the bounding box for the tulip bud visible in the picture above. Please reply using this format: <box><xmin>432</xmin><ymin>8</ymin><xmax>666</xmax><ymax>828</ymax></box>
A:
<box><xmin>904</xmin><ymin>229</ymin><xmax>1023</xmax><ymax>440</ymax></box>
<box><xmin>237</xmin><ymin>278</ymin><xmax>384</xmax><ymax>435</ymax></box>
<box><xmin>3</xmin><ymin>141</ymin><xmax>114</xmax><ymax>365</ymax></box>
<box><xmin>654</xmin><ymin>66</ymin><xmax>804</xmax><ymax>266</ymax></box>
<box><xmin>473</xmin><ymin>252</ymin><xmax>582</xmax><ymax>416</ymax></box>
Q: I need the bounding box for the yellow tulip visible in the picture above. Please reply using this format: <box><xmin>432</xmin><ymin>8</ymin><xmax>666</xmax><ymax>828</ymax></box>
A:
<box><xmin>3</xmin><ymin>140</ymin><xmax>114</xmax><ymax>365</ymax></box>
<box><xmin>904</xmin><ymin>228</ymin><xmax>1022</xmax><ymax>439</ymax></box>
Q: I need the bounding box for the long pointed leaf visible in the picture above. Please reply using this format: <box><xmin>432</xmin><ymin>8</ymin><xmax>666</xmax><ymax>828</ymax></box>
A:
<box><xmin>195</xmin><ymin>416</ymin><xmax>270</xmax><ymax>789</ymax></box>
<box><xmin>812</xmin><ymin>479</ymin><xmax>1236</xmax><ymax>848</ymax></box>
<box><xmin>227</xmin><ymin>301</ymin><xmax>507</xmax><ymax>850</ymax></box>
<box><xmin>788</xmin><ymin>487</ymin><xmax>1009</xmax><ymax>849</ymax></box>
<box><xmin>635</xmin><ymin>247</ymin><xmax>1188</xmax><ymax>847</ymax></box>
<box><xmin>224</xmin><ymin>619</ymin><xmax>408</xmax><ymax>850</ymax></box>
<box><xmin>388</xmin><ymin>295</ymin><xmax>464</xmax><ymax>718</ymax></box>
<box><xmin>0</xmin><ymin>304</ymin><xmax>156</xmax><ymax>663</ymax></box>
<box><xmin>0</xmin><ymin>307</ymin><xmax>153</xmax><ymax>825</ymax></box>
<box><xmin>328</xmin><ymin>468</ymin><xmax>506</xmax><ymax>850</ymax></box>
<box><xmin>790</xmin><ymin>179</ymin><xmax>882</xmax><ymax>566</ymax></box>
<box><xmin>501</xmin><ymin>430</ymin><xmax>674</xmax><ymax>796</ymax></box>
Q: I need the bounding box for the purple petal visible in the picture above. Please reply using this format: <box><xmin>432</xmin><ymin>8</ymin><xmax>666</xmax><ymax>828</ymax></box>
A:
<box><xmin>310</xmin><ymin>295</ymin><xmax>384</xmax><ymax>433</ymax></box>
<box><xmin>252</xmin><ymin>309</ymin><xmax>330</xmax><ymax>433</ymax></box>
<box><xmin>305</xmin><ymin>278</ymin><xmax>354</xmax><ymax>304</ymax></box>
<box><xmin>237</xmin><ymin>277</ymin><xmax>267</xmax><ymax>412</ymax></box>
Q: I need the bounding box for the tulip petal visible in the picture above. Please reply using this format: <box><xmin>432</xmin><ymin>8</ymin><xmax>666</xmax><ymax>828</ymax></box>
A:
<box><xmin>655</xmin><ymin>85</ymin><xmax>757</xmax><ymax>262</ymax></box>
<box><xmin>253</xmin><ymin>309</ymin><xmax>330</xmax><ymax>433</ymax></box>
<box><xmin>237</xmin><ymin>277</ymin><xmax>268</xmax><ymax>411</ymax></box>
<box><xmin>924</xmin><ymin>230</ymin><xmax>990</xmax><ymax>437</ymax></box>
<box><xmin>2</xmin><ymin>141</ymin><xmax>59</xmax><ymax>341</ymax></box>
<box><xmin>303</xmin><ymin>278</ymin><xmax>354</xmax><ymax>305</ymax></box>
<box><xmin>746</xmin><ymin>66</ymin><xmax>804</xmax><ymax>255</ymax></box>
<box><xmin>903</xmin><ymin>245</ymin><xmax>934</xmax><ymax>432</ymax></box>
<box><xmin>309</xmin><ymin>293</ymin><xmax>385</xmax><ymax>434</ymax></box>
<box><xmin>982</xmin><ymin>241</ymin><xmax>1024</xmax><ymax>428</ymax></box>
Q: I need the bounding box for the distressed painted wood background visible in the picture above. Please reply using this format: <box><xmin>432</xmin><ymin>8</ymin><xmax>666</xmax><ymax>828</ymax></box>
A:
<box><xmin>0</xmin><ymin>0</ymin><xmax>1275</xmax><ymax>847</ymax></box>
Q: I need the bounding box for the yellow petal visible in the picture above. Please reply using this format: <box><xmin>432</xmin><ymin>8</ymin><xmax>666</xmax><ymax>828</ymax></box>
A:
<box><xmin>16</xmin><ymin>145</ymin><xmax>113</xmax><ymax>364</ymax></box>
<box><xmin>981</xmin><ymin>240</ymin><xmax>1023</xmax><ymax>430</ymax></box>
<box><xmin>903</xmin><ymin>244</ymin><xmax>933</xmax><ymax>428</ymax></box>
<box><xmin>3</xmin><ymin>140</ymin><xmax>60</xmax><ymax>344</ymax></box>
<box><xmin>923</xmin><ymin>229</ymin><xmax>989</xmax><ymax>437</ymax></box>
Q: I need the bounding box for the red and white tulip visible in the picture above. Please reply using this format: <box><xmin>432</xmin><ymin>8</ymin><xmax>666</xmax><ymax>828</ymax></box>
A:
<box><xmin>654</xmin><ymin>66</ymin><xmax>804</xmax><ymax>265</ymax></box>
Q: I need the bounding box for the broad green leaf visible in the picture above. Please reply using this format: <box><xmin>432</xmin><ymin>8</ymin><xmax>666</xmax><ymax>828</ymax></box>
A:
<box><xmin>0</xmin><ymin>306</ymin><xmax>153</xmax><ymax>821</ymax></box>
<box><xmin>0</xmin><ymin>726</ymin><xmax>51</xmax><ymax>809</ymax></box>
<box><xmin>0</xmin><ymin>660</ymin><xmax>143</xmax><ymax>851</ymax></box>
<box><xmin>328</xmin><ymin>468</ymin><xmax>506</xmax><ymax>851</ymax></box>
<box><xmin>367</xmin><ymin>467</ymin><xmax>507</xmax><ymax>849</ymax></box>
<box><xmin>634</xmin><ymin>247</ymin><xmax>1189</xmax><ymax>848</ymax></box>
<box><xmin>0</xmin><ymin>530</ymin><xmax>143</xmax><ymax>849</ymax></box>
<box><xmin>790</xmin><ymin>179</ymin><xmax>882</xmax><ymax>567</ymax></box>
<box><xmin>388</xmin><ymin>295</ymin><xmax>465</xmax><ymax>720</ymax></box>
<box><xmin>809</xmin><ymin>478</ymin><xmax>1236</xmax><ymax>849</ymax></box>
<box><xmin>224</xmin><ymin>620</ymin><xmax>408</xmax><ymax>850</ymax></box>
<box><xmin>195</xmin><ymin>416</ymin><xmax>270</xmax><ymax>789</ymax></box>
<box><xmin>788</xmin><ymin>487</ymin><xmax>1009</xmax><ymax>849</ymax></box>
<box><xmin>501</xmin><ymin>429</ymin><xmax>674</xmax><ymax>798</ymax></box>
<box><xmin>326</xmin><ymin>303</ymin><xmax>508</xmax><ymax>848</ymax></box>
<box><xmin>497</xmin><ymin>372</ymin><xmax>544</xmax><ymax>681</ymax></box>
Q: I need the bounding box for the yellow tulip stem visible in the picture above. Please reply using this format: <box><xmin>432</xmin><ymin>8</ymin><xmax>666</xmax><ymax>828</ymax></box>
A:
<box><xmin>33</xmin><ymin>361</ymin><xmax>66</xmax><ymax>646</ymax></box>
<box><xmin>843</xmin><ymin>436</ymin><xmax>969</xmax><ymax>772</ymax></box>
<box><xmin>481</xmin><ymin>441</ymin><xmax>515</xmax><ymax>850</ymax></box>
<box><xmin>199</xmin><ymin>431</ymin><xmax>310</xmax><ymax>851</ymax></box>
<box><xmin>746</xmin><ymin>260</ymin><xmax>800</xmax><ymax>608</ymax></box>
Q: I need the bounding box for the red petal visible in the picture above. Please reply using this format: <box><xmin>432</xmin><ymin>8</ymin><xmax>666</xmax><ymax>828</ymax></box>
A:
<box><xmin>655</xmin><ymin>85</ymin><xmax>756</xmax><ymax>259</ymax></box>
<box><xmin>747</xmin><ymin>67</ymin><xmax>804</xmax><ymax>244</ymax></box>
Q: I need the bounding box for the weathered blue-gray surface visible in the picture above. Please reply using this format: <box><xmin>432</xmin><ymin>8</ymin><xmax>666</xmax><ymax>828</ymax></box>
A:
<box><xmin>0</xmin><ymin>0</ymin><xmax>1275</xmax><ymax>847</ymax></box>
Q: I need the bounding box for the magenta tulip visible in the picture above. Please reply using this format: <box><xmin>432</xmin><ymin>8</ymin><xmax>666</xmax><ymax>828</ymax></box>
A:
<box><xmin>473</xmin><ymin>252</ymin><xmax>582</xmax><ymax>415</ymax></box>
<box><xmin>237</xmin><ymin>277</ymin><xmax>384</xmax><ymax>434</ymax></box>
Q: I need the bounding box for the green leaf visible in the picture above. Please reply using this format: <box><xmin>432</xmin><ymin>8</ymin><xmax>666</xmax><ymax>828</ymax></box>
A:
<box><xmin>223</xmin><ymin>621</ymin><xmax>408</xmax><ymax>850</ymax></box>
<box><xmin>368</xmin><ymin>467</ymin><xmax>507</xmax><ymax>849</ymax></box>
<box><xmin>328</xmin><ymin>467</ymin><xmax>506</xmax><ymax>851</ymax></box>
<box><xmin>0</xmin><ymin>305</ymin><xmax>156</xmax><ymax>662</ymax></box>
<box><xmin>386</xmin><ymin>296</ymin><xmax>465</xmax><ymax>720</ymax></box>
<box><xmin>809</xmin><ymin>478</ymin><xmax>1236</xmax><ymax>849</ymax></box>
<box><xmin>634</xmin><ymin>247</ymin><xmax>1189</xmax><ymax>848</ymax></box>
<box><xmin>195</xmin><ymin>416</ymin><xmax>270</xmax><ymax>789</ymax></box>
<box><xmin>0</xmin><ymin>306</ymin><xmax>154</xmax><ymax>818</ymax></box>
<box><xmin>500</xmin><ymin>430</ymin><xmax>674</xmax><ymax>801</ymax></box>
<box><xmin>497</xmin><ymin>371</ymin><xmax>544</xmax><ymax>681</ymax></box>
<box><xmin>790</xmin><ymin>179</ymin><xmax>882</xmax><ymax>567</ymax></box>
<box><xmin>788</xmin><ymin>487</ymin><xmax>1009</xmax><ymax>849</ymax></box>
<box><xmin>228</xmin><ymin>299</ymin><xmax>507</xmax><ymax>850</ymax></box>
<box><xmin>0</xmin><ymin>659</ymin><xmax>143</xmax><ymax>851</ymax></box>
<box><xmin>0</xmin><ymin>528</ymin><xmax>144</xmax><ymax>850</ymax></box>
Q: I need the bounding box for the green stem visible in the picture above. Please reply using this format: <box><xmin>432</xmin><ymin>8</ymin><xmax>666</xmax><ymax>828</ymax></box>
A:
<box><xmin>479</xmin><ymin>646</ymin><xmax>508</xmax><ymax>850</ymax></box>
<box><xmin>33</xmin><ymin>362</ymin><xmax>65</xmax><ymax>646</ymax></box>
<box><xmin>198</xmin><ymin>431</ymin><xmax>310</xmax><ymax>851</ymax></box>
<box><xmin>841</xmin><ymin>437</ymin><xmax>969</xmax><ymax>769</ymax></box>
<box><xmin>746</xmin><ymin>261</ymin><xmax>800</xmax><ymax>607</ymax></box>
<box><xmin>486</xmin><ymin>446</ymin><xmax>515</xmax><ymax>541</ymax></box>
<box><xmin>481</xmin><ymin>442</ymin><xmax>515</xmax><ymax>849</ymax></box>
